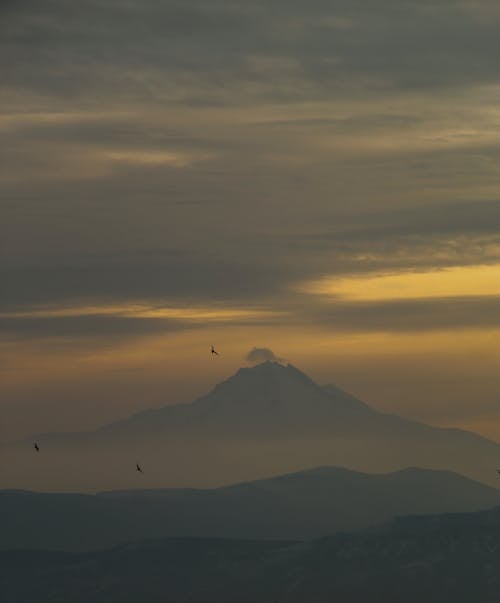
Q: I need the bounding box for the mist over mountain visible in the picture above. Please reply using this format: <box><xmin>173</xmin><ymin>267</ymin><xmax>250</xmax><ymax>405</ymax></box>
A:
<box><xmin>4</xmin><ymin>361</ymin><xmax>500</xmax><ymax>491</ymax></box>
<box><xmin>4</xmin><ymin>505</ymin><xmax>500</xmax><ymax>602</ymax></box>
<box><xmin>2</xmin><ymin>466</ymin><xmax>499</xmax><ymax>551</ymax></box>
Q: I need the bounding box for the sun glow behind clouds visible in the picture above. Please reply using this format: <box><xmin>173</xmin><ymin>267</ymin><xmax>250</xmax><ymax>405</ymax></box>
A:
<box><xmin>105</xmin><ymin>150</ymin><xmax>210</xmax><ymax>167</ymax></box>
<box><xmin>301</xmin><ymin>264</ymin><xmax>500</xmax><ymax>301</ymax></box>
<box><xmin>0</xmin><ymin>303</ymin><xmax>283</xmax><ymax>322</ymax></box>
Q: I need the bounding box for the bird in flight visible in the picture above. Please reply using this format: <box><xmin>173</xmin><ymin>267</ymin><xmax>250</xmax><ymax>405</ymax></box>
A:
<box><xmin>497</xmin><ymin>469</ymin><xmax>500</xmax><ymax>475</ymax></box>
<box><xmin>211</xmin><ymin>345</ymin><xmax>219</xmax><ymax>356</ymax></box>
<box><xmin>136</xmin><ymin>463</ymin><xmax>143</xmax><ymax>473</ymax></box>
<box><xmin>34</xmin><ymin>442</ymin><xmax>40</xmax><ymax>452</ymax></box>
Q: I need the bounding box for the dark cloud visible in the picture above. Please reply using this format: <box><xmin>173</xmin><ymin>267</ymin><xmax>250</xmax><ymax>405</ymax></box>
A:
<box><xmin>302</xmin><ymin>296</ymin><xmax>500</xmax><ymax>333</ymax></box>
<box><xmin>3</xmin><ymin>196</ymin><xmax>500</xmax><ymax>312</ymax></box>
<box><xmin>2</xmin><ymin>0</ymin><xmax>500</xmax><ymax>314</ymax></box>
<box><xmin>294</xmin><ymin>199</ymin><xmax>500</xmax><ymax>274</ymax></box>
<box><xmin>245</xmin><ymin>347</ymin><xmax>283</xmax><ymax>365</ymax></box>
<box><xmin>2</xmin><ymin>0</ymin><xmax>500</xmax><ymax>105</ymax></box>
<box><xmin>0</xmin><ymin>252</ymin><xmax>298</xmax><ymax>309</ymax></box>
<box><xmin>338</xmin><ymin>199</ymin><xmax>500</xmax><ymax>241</ymax></box>
<box><xmin>0</xmin><ymin>315</ymin><xmax>195</xmax><ymax>341</ymax></box>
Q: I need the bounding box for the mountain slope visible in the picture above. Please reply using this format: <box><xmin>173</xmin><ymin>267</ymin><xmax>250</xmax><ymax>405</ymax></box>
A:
<box><xmin>93</xmin><ymin>361</ymin><xmax>383</xmax><ymax>438</ymax></box>
<box><xmin>1</xmin><ymin>466</ymin><xmax>500</xmax><ymax>551</ymax></box>
<box><xmin>4</xmin><ymin>507</ymin><xmax>500</xmax><ymax>602</ymax></box>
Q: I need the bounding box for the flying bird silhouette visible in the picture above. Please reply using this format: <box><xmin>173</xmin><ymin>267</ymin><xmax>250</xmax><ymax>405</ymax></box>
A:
<box><xmin>34</xmin><ymin>442</ymin><xmax>39</xmax><ymax>452</ymax></box>
<box><xmin>211</xmin><ymin>345</ymin><xmax>219</xmax><ymax>356</ymax></box>
<box><xmin>136</xmin><ymin>463</ymin><xmax>143</xmax><ymax>473</ymax></box>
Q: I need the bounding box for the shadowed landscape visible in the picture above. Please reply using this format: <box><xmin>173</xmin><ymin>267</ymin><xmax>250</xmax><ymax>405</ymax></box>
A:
<box><xmin>2</xmin><ymin>465</ymin><xmax>500</xmax><ymax>551</ymax></box>
<box><xmin>4</xmin><ymin>506</ymin><xmax>500</xmax><ymax>602</ymax></box>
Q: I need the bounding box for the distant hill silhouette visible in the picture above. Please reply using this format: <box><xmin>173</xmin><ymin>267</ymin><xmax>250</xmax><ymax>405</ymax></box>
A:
<box><xmin>1</xmin><ymin>466</ymin><xmax>500</xmax><ymax>551</ymax></box>
<box><xmin>4</xmin><ymin>506</ymin><xmax>500</xmax><ymax>602</ymax></box>
<box><xmin>6</xmin><ymin>361</ymin><xmax>500</xmax><ymax>490</ymax></box>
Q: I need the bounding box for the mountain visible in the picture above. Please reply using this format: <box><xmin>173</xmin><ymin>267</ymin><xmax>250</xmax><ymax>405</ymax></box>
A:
<box><xmin>5</xmin><ymin>361</ymin><xmax>500</xmax><ymax>491</ymax></box>
<box><xmin>83</xmin><ymin>361</ymin><xmax>383</xmax><ymax>438</ymax></box>
<box><xmin>4</xmin><ymin>506</ymin><xmax>500</xmax><ymax>602</ymax></box>
<box><xmin>1</xmin><ymin>466</ymin><xmax>500</xmax><ymax>551</ymax></box>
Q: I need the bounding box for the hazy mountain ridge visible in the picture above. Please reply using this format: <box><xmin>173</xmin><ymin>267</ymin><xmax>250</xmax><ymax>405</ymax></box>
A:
<box><xmin>36</xmin><ymin>362</ymin><xmax>399</xmax><ymax>442</ymax></box>
<box><xmin>7</xmin><ymin>361</ymin><xmax>500</xmax><ymax>490</ymax></box>
<box><xmin>35</xmin><ymin>361</ymin><xmax>495</xmax><ymax>445</ymax></box>
<box><xmin>3</xmin><ymin>506</ymin><xmax>500</xmax><ymax>602</ymax></box>
<box><xmin>1</xmin><ymin>466</ymin><xmax>500</xmax><ymax>551</ymax></box>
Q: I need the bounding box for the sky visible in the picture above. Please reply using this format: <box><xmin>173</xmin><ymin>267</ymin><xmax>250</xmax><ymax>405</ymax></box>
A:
<box><xmin>2</xmin><ymin>0</ymin><xmax>500</xmax><ymax>442</ymax></box>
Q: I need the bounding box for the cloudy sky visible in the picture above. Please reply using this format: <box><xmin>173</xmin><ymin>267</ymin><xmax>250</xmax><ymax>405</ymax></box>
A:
<box><xmin>2</xmin><ymin>0</ymin><xmax>500</xmax><ymax>441</ymax></box>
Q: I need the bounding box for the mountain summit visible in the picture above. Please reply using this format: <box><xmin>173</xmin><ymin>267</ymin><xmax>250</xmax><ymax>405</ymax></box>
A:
<box><xmin>97</xmin><ymin>360</ymin><xmax>378</xmax><ymax>437</ymax></box>
<box><xmin>213</xmin><ymin>361</ymin><xmax>369</xmax><ymax>413</ymax></box>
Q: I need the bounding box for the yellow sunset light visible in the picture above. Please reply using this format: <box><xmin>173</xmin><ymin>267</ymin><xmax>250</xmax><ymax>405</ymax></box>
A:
<box><xmin>302</xmin><ymin>264</ymin><xmax>500</xmax><ymax>301</ymax></box>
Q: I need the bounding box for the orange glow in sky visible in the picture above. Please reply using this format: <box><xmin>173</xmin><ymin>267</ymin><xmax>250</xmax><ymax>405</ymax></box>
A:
<box><xmin>301</xmin><ymin>264</ymin><xmax>500</xmax><ymax>301</ymax></box>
